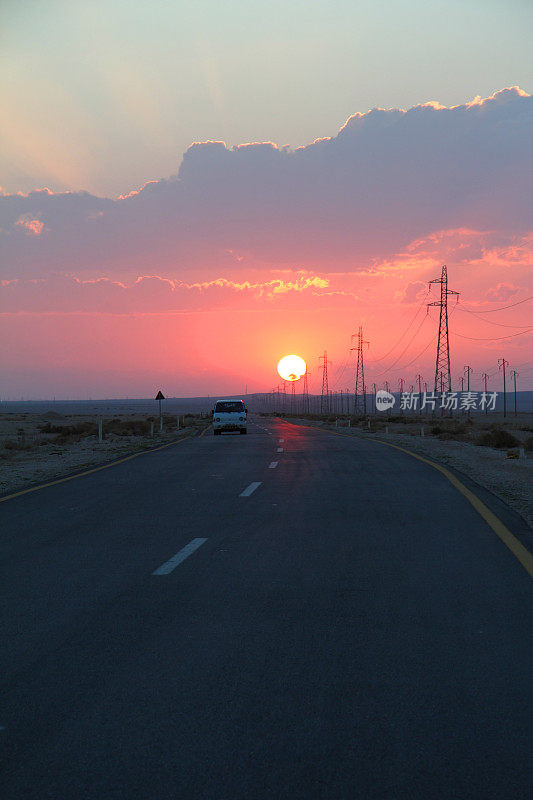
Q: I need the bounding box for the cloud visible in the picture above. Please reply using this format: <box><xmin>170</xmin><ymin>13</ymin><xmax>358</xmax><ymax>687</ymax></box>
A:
<box><xmin>485</xmin><ymin>282</ymin><xmax>520</xmax><ymax>302</ymax></box>
<box><xmin>399</xmin><ymin>281</ymin><xmax>426</xmax><ymax>304</ymax></box>
<box><xmin>0</xmin><ymin>87</ymin><xmax>531</xmax><ymax>280</ymax></box>
<box><xmin>14</xmin><ymin>215</ymin><xmax>44</xmax><ymax>236</ymax></box>
<box><xmin>0</xmin><ymin>272</ymin><xmax>356</xmax><ymax>314</ymax></box>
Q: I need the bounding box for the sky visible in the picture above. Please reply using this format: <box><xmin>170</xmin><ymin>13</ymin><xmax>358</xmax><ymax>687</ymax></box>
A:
<box><xmin>1</xmin><ymin>0</ymin><xmax>532</xmax><ymax>398</ymax></box>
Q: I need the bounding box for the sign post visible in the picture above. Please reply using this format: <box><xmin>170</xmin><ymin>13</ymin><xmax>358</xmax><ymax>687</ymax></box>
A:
<box><xmin>155</xmin><ymin>390</ymin><xmax>165</xmax><ymax>431</ymax></box>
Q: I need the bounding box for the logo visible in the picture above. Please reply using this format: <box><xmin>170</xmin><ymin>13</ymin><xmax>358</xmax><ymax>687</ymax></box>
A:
<box><xmin>376</xmin><ymin>390</ymin><xmax>396</xmax><ymax>412</ymax></box>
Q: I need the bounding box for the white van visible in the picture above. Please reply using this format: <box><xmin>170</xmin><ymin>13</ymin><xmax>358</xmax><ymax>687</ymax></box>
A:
<box><xmin>212</xmin><ymin>399</ymin><xmax>247</xmax><ymax>435</ymax></box>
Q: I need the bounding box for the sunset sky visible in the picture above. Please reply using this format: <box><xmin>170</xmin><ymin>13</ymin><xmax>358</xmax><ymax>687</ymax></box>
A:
<box><xmin>1</xmin><ymin>0</ymin><xmax>532</xmax><ymax>398</ymax></box>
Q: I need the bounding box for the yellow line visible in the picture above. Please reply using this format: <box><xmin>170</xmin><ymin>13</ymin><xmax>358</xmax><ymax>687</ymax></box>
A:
<box><xmin>326</xmin><ymin>427</ymin><xmax>533</xmax><ymax>579</ymax></box>
<box><xmin>198</xmin><ymin>426</ymin><xmax>210</xmax><ymax>438</ymax></box>
<box><xmin>0</xmin><ymin>434</ymin><xmax>192</xmax><ymax>504</ymax></box>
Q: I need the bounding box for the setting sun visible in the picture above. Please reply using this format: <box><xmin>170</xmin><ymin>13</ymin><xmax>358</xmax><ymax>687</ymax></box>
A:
<box><xmin>277</xmin><ymin>355</ymin><xmax>306</xmax><ymax>382</ymax></box>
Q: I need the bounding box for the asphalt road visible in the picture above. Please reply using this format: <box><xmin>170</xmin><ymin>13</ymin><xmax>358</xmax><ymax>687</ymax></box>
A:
<box><xmin>1</xmin><ymin>417</ymin><xmax>532</xmax><ymax>799</ymax></box>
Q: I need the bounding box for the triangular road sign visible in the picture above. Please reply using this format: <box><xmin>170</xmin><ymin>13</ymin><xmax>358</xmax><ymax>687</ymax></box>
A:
<box><xmin>155</xmin><ymin>390</ymin><xmax>165</xmax><ymax>400</ymax></box>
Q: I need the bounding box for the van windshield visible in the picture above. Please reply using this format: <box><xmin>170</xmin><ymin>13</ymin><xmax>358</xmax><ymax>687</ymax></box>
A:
<box><xmin>214</xmin><ymin>401</ymin><xmax>244</xmax><ymax>413</ymax></box>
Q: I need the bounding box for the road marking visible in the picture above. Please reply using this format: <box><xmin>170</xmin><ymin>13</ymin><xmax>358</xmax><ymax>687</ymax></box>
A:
<box><xmin>277</xmin><ymin>447</ymin><xmax>283</xmax><ymax>453</ymax></box>
<box><xmin>323</xmin><ymin>426</ymin><xmax>533</xmax><ymax>579</ymax></box>
<box><xmin>153</xmin><ymin>538</ymin><xmax>208</xmax><ymax>575</ymax></box>
<box><xmin>0</xmin><ymin>434</ymin><xmax>193</xmax><ymax>504</ymax></box>
<box><xmin>240</xmin><ymin>481</ymin><xmax>262</xmax><ymax>497</ymax></box>
<box><xmin>279</xmin><ymin>438</ymin><xmax>284</xmax><ymax>443</ymax></box>
<box><xmin>269</xmin><ymin>462</ymin><xmax>278</xmax><ymax>468</ymax></box>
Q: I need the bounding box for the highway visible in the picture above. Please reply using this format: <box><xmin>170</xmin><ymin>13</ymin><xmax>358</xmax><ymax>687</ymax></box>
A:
<box><xmin>1</xmin><ymin>417</ymin><xmax>532</xmax><ymax>799</ymax></box>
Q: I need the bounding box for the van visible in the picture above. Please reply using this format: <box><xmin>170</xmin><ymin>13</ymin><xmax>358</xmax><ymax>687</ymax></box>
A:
<box><xmin>212</xmin><ymin>399</ymin><xmax>247</xmax><ymax>435</ymax></box>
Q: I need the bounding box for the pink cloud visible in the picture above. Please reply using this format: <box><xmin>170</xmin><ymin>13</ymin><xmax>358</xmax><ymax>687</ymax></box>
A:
<box><xmin>0</xmin><ymin>272</ymin><xmax>353</xmax><ymax>314</ymax></box>
<box><xmin>14</xmin><ymin>215</ymin><xmax>44</xmax><ymax>236</ymax></box>
<box><xmin>399</xmin><ymin>281</ymin><xmax>427</xmax><ymax>303</ymax></box>
<box><xmin>485</xmin><ymin>283</ymin><xmax>520</xmax><ymax>302</ymax></box>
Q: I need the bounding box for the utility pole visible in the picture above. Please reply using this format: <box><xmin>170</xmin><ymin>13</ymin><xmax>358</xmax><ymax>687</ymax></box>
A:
<box><xmin>372</xmin><ymin>383</ymin><xmax>377</xmax><ymax>414</ymax></box>
<box><xmin>427</xmin><ymin>265</ymin><xmax>459</xmax><ymax>393</ymax></box>
<box><xmin>319</xmin><ymin>352</ymin><xmax>330</xmax><ymax>414</ymax></box>
<box><xmin>416</xmin><ymin>374</ymin><xmax>423</xmax><ymax>414</ymax></box>
<box><xmin>511</xmin><ymin>369</ymin><xmax>519</xmax><ymax>417</ymax></box>
<box><xmin>351</xmin><ymin>326</ymin><xmax>369</xmax><ymax>415</ymax></box>
<box><xmin>464</xmin><ymin>365</ymin><xmax>472</xmax><ymax>393</ymax></box>
<box><xmin>464</xmin><ymin>364</ymin><xmax>472</xmax><ymax>417</ymax></box>
<box><xmin>498</xmin><ymin>358</ymin><xmax>508</xmax><ymax>418</ymax></box>
<box><xmin>482</xmin><ymin>373</ymin><xmax>489</xmax><ymax>415</ymax></box>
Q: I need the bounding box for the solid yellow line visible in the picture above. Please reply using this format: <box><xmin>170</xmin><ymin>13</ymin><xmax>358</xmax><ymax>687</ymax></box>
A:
<box><xmin>0</xmin><ymin>434</ymin><xmax>192</xmax><ymax>504</ymax></box>
<box><xmin>326</xmin><ymin>427</ymin><xmax>533</xmax><ymax>578</ymax></box>
<box><xmin>198</xmin><ymin>426</ymin><xmax>210</xmax><ymax>438</ymax></box>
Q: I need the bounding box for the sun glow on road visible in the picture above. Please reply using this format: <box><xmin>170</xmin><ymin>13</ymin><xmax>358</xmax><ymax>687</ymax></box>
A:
<box><xmin>277</xmin><ymin>355</ymin><xmax>306</xmax><ymax>382</ymax></box>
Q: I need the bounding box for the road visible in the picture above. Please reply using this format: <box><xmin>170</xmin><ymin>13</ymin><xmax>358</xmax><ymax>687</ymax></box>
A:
<box><xmin>1</xmin><ymin>417</ymin><xmax>532</xmax><ymax>799</ymax></box>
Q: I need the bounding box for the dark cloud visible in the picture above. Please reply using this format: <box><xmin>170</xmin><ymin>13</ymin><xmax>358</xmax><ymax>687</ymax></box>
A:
<box><xmin>1</xmin><ymin>87</ymin><xmax>531</xmax><ymax>280</ymax></box>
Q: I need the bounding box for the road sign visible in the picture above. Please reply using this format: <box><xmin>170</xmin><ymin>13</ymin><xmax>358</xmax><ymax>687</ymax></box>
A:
<box><xmin>155</xmin><ymin>391</ymin><xmax>165</xmax><ymax>400</ymax></box>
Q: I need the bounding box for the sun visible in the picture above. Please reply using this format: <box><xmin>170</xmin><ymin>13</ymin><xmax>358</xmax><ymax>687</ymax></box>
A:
<box><xmin>277</xmin><ymin>354</ymin><xmax>306</xmax><ymax>382</ymax></box>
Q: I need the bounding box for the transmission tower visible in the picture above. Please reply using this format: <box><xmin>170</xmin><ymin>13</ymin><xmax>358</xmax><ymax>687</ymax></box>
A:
<box><xmin>302</xmin><ymin>368</ymin><xmax>310</xmax><ymax>414</ymax></box>
<box><xmin>351</xmin><ymin>326</ymin><xmax>369</xmax><ymax>414</ymax></box>
<box><xmin>427</xmin><ymin>265</ymin><xmax>459</xmax><ymax>393</ymax></box>
<box><xmin>319</xmin><ymin>351</ymin><xmax>330</xmax><ymax>414</ymax></box>
<box><xmin>290</xmin><ymin>379</ymin><xmax>296</xmax><ymax>414</ymax></box>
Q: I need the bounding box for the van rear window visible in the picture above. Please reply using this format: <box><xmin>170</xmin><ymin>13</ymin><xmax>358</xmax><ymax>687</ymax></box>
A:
<box><xmin>215</xmin><ymin>401</ymin><xmax>244</xmax><ymax>412</ymax></box>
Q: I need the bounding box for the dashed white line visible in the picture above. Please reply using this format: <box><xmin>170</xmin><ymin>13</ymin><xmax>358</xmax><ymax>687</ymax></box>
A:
<box><xmin>269</xmin><ymin>461</ymin><xmax>278</xmax><ymax>468</ymax></box>
<box><xmin>277</xmin><ymin>447</ymin><xmax>283</xmax><ymax>453</ymax></box>
<box><xmin>239</xmin><ymin>481</ymin><xmax>262</xmax><ymax>497</ymax></box>
<box><xmin>152</xmin><ymin>538</ymin><xmax>208</xmax><ymax>575</ymax></box>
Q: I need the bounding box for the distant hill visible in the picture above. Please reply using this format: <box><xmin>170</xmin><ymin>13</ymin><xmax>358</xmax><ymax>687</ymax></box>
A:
<box><xmin>1</xmin><ymin>390</ymin><xmax>532</xmax><ymax>415</ymax></box>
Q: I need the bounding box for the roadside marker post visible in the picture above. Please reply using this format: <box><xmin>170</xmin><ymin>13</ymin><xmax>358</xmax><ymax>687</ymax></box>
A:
<box><xmin>98</xmin><ymin>418</ymin><xmax>103</xmax><ymax>443</ymax></box>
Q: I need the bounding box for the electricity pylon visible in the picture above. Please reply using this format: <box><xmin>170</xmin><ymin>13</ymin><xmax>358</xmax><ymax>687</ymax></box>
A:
<box><xmin>351</xmin><ymin>326</ymin><xmax>369</xmax><ymax>414</ymax></box>
<box><xmin>319</xmin><ymin>352</ymin><xmax>331</xmax><ymax>414</ymax></box>
<box><xmin>302</xmin><ymin>368</ymin><xmax>310</xmax><ymax>414</ymax></box>
<box><xmin>290</xmin><ymin>379</ymin><xmax>296</xmax><ymax>414</ymax></box>
<box><xmin>427</xmin><ymin>265</ymin><xmax>459</xmax><ymax>393</ymax></box>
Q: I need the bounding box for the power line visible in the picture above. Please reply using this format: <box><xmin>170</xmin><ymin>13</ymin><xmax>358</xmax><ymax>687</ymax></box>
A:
<box><xmin>452</xmin><ymin>327</ymin><xmax>533</xmax><ymax>341</ymax></box>
<box><xmin>455</xmin><ymin>307</ymin><xmax>531</xmax><ymax>328</ymax></box>
<box><xmin>372</xmin><ymin>314</ymin><xmax>429</xmax><ymax>376</ymax></box>
<box><xmin>460</xmin><ymin>295</ymin><xmax>532</xmax><ymax>314</ymax></box>
<box><xmin>367</xmin><ymin>291</ymin><xmax>429</xmax><ymax>364</ymax></box>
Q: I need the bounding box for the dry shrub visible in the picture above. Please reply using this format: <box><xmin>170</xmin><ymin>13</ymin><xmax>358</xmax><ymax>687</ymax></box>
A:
<box><xmin>475</xmin><ymin>429</ymin><xmax>520</xmax><ymax>449</ymax></box>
